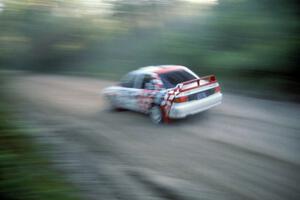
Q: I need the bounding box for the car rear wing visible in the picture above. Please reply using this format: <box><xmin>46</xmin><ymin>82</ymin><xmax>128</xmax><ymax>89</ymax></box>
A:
<box><xmin>177</xmin><ymin>75</ymin><xmax>217</xmax><ymax>92</ymax></box>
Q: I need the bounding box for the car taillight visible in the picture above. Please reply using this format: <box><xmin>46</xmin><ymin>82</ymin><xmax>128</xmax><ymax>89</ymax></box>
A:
<box><xmin>174</xmin><ymin>96</ymin><xmax>188</xmax><ymax>103</ymax></box>
<box><xmin>215</xmin><ymin>86</ymin><xmax>221</xmax><ymax>93</ymax></box>
<box><xmin>210</xmin><ymin>75</ymin><xmax>216</xmax><ymax>82</ymax></box>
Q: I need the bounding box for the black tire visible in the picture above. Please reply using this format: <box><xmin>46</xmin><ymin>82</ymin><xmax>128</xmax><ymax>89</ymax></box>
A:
<box><xmin>149</xmin><ymin>105</ymin><xmax>163</xmax><ymax>124</ymax></box>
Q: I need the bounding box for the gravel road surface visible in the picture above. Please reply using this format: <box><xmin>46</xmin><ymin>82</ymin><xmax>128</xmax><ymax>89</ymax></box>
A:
<box><xmin>8</xmin><ymin>74</ymin><xmax>300</xmax><ymax>200</ymax></box>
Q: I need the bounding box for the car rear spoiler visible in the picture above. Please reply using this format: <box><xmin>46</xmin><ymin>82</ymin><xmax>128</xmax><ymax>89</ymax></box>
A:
<box><xmin>177</xmin><ymin>75</ymin><xmax>217</xmax><ymax>92</ymax></box>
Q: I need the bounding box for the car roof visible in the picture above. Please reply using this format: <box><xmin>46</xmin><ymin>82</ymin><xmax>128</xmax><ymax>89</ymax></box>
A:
<box><xmin>132</xmin><ymin>65</ymin><xmax>187</xmax><ymax>75</ymax></box>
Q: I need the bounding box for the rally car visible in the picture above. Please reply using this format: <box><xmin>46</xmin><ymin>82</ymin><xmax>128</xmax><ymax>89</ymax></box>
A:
<box><xmin>103</xmin><ymin>65</ymin><xmax>222</xmax><ymax>123</ymax></box>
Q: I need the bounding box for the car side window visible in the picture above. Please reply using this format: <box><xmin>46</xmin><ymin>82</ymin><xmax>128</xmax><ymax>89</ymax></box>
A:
<box><xmin>142</xmin><ymin>75</ymin><xmax>155</xmax><ymax>90</ymax></box>
<box><xmin>120</xmin><ymin>74</ymin><xmax>135</xmax><ymax>88</ymax></box>
<box><xmin>133</xmin><ymin>74</ymin><xmax>144</xmax><ymax>89</ymax></box>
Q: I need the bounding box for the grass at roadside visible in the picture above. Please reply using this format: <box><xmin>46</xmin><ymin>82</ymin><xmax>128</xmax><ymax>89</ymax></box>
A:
<box><xmin>0</xmin><ymin>77</ymin><xmax>80</xmax><ymax>200</ymax></box>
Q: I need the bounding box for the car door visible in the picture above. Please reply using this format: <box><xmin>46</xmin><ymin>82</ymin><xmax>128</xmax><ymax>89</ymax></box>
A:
<box><xmin>115</xmin><ymin>73</ymin><xmax>135</xmax><ymax>109</ymax></box>
<box><xmin>126</xmin><ymin>73</ymin><xmax>144</xmax><ymax>111</ymax></box>
<box><xmin>118</xmin><ymin>73</ymin><xmax>142</xmax><ymax>111</ymax></box>
<box><xmin>136</xmin><ymin>74</ymin><xmax>158</xmax><ymax>113</ymax></box>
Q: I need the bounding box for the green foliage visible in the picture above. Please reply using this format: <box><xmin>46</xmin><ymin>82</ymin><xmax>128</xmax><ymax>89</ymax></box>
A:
<box><xmin>0</xmin><ymin>0</ymin><xmax>299</xmax><ymax>96</ymax></box>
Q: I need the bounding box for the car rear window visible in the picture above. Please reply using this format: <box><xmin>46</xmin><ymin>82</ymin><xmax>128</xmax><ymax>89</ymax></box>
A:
<box><xmin>159</xmin><ymin>70</ymin><xmax>197</xmax><ymax>89</ymax></box>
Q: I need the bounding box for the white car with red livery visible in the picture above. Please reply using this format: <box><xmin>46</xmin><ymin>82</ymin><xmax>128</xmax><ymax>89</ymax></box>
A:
<box><xmin>103</xmin><ymin>65</ymin><xmax>222</xmax><ymax>123</ymax></box>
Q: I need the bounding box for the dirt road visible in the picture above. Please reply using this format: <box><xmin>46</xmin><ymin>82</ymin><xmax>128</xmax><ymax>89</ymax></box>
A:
<box><xmin>8</xmin><ymin>74</ymin><xmax>300</xmax><ymax>200</ymax></box>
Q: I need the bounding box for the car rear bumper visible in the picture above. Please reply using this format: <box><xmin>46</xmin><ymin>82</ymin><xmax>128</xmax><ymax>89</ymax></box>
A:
<box><xmin>168</xmin><ymin>93</ymin><xmax>222</xmax><ymax>119</ymax></box>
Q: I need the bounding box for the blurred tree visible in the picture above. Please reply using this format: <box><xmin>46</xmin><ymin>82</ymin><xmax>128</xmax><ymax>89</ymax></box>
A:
<box><xmin>0</xmin><ymin>0</ymin><xmax>299</xmax><ymax>97</ymax></box>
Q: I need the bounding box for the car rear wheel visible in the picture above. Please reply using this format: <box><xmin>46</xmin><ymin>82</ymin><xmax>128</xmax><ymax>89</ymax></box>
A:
<box><xmin>149</xmin><ymin>105</ymin><xmax>163</xmax><ymax>124</ymax></box>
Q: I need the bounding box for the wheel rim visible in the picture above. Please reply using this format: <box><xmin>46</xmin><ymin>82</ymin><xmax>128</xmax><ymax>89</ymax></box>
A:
<box><xmin>150</xmin><ymin>106</ymin><xmax>162</xmax><ymax>124</ymax></box>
